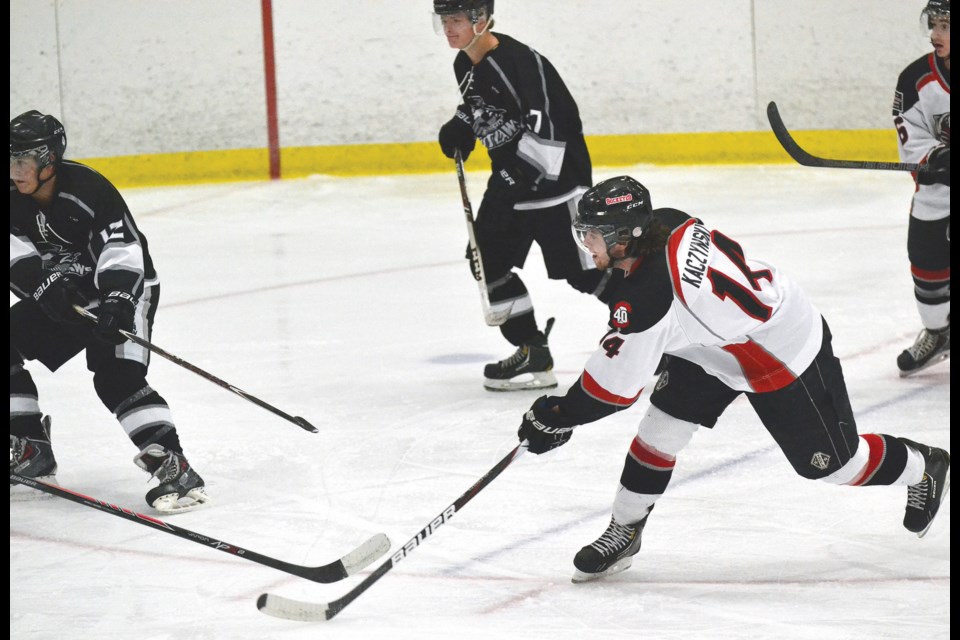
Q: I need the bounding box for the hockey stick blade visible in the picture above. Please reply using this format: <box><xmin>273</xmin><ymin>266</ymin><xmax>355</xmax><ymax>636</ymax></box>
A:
<box><xmin>73</xmin><ymin>305</ymin><xmax>318</xmax><ymax>433</ymax></box>
<box><xmin>766</xmin><ymin>101</ymin><xmax>938</xmax><ymax>173</ymax></box>
<box><xmin>257</xmin><ymin>443</ymin><xmax>527</xmax><ymax>622</ymax></box>
<box><xmin>455</xmin><ymin>152</ymin><xmax>513</xmax><ymax>327</ymax></box>
<box><xmin>11</xmin><ymin>472</ymin><xmax>389</xmax><ymax>583</ymax></box>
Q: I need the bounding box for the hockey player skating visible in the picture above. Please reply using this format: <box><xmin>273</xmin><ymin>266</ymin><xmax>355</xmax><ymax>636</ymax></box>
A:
<box><xmin>433</xmin><ymin>0</ymin><xmax>613</xmax><ymax>391</ymax></box>
<box><xmin>891</xmin><ymin>0</ymin><xmax>951</xmax><ymax>376</ymax></box>
<box><xmin>516</xmin><ymin>176</ymin><xmax>950</xmax><ymax>582</ymax></box>
<box><xmin>10</xmin><ymin>110</ymin><xmax>209</xmax><ymax>513</ymax></box>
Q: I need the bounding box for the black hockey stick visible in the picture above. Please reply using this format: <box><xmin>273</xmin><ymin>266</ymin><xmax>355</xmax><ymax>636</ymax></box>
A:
<box><xmin>767</xmin><ymin>101</ymin><xmax>939</xmax><ymax>173</ymax></box>
<box><xmin>10</xmin><ymin>472</ymin><xmax>390</xmax><ymax>582</ymax></box>
<box><xmin>73</xmin><ymin>305</ymin><xmax>317</xmax><ymax>433</ymax></box>
<box><xmin>455</xmin><ymin>150</ymin><xmax>513</xmax><ymax>326</ymax></box>
<box><xmin>257</xmin><ymin>443</ymin><xmax>527</xmax><ymax>621</ymax></box>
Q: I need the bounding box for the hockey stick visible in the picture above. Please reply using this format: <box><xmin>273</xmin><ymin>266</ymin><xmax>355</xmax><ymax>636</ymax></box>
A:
<box><xmin>455</xmin><ymin>151</ymin><xmax>513</xmax><ymax>326</ymax></box>
<box><xmin>766</xmin><ymin>101</ymin><xmax>940</xmax><ymax>173</ymax></box>
<box><xmin>257</xmin><ymin>443</ymin><xmax>527</xmax><ymax>621</ymax></box>
<box><xmin>73</xmin><ymin>305</ymin><xmax>318</xmax><ymax>433</ymax></box>
<box><xmin>10</xmin><ymin>472</ymin><xmax>390</xmax><ymax>583</ymax></box>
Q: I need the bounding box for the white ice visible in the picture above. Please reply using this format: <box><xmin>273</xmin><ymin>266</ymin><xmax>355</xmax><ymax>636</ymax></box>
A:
<box><xmin>10</xmin><ymin>164</ymin><xmax>949</xmax><ymax>640</ymax></box>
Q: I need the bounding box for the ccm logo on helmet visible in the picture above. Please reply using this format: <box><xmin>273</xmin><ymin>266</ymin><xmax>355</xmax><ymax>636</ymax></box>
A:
<box><xmin>605</xmin><ymin>194</ymin><xmax>633</xmax><ymax>205</ymax></box>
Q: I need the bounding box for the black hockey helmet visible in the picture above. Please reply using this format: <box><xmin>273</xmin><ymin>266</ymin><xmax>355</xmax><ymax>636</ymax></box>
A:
<box><xmin>923</xmin><ymin>0</ymin><xmax>950</xmax><ymax>25</ymax></box>
<box><xmin>433</xmin><ymin>0</ymin><xmax>493</xmax><ymax>21</ymax></box>
<box><xmin>574</xmin><ymin>176</ymin><xmax>654</xmax><ymax>252</ymax></box>
<box><xmin>10</xmin><ymin>110</ymin><xmax>66</xmax><ymax>170</ymax></box>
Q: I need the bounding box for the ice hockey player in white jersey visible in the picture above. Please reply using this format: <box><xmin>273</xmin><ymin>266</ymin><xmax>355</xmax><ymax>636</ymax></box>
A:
<box><xmin>516</xmin><ymin>176</ymin><xmax>951</xmax><ymax>582</ymax></box>
<box><xmin>433</xmin><ymin>0</ymin><xmax>613</xmax><ymax>391</ymax></box>
<box><xmin>891</xmin><ymin>0</ymin><xmax>951</xmax><ymax>376</ymax></box>
<box><xmin>10</xmin><ymin>110</ymin><xmax>209</xmax><ymax>513</ymax></box>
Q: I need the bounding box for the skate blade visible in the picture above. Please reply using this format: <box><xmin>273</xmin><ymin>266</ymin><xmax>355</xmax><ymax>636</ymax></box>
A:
<box><xmin>483</xmin><ymin>371</ymin><xmax>558</xmax><ymax>392</ymax></box>
<box><xmin>899</xmin><ymin>351</ymin><xmax>950</xmax><ymax>378</ymax></box>
<box><xmin>571</xmin><ymin>557</ymin><xmax>634</xmax><ymax>583</ymax></box>
<box><xmin>151</xmin><ymin>487</ymin><xmax>213</xmax><ymax>514</ymax></box>
<box><xmin>917</xmin><ymin>466</ymin><xmax>950</xmax><ymax>539</ymax></box>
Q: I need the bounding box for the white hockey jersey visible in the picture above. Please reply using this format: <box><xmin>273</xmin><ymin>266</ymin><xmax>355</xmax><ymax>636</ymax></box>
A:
<box><xmin>893</xmin><ymin>52</ymin><xmax>950</xmax><ymax>221</ymax></box>
<box><xmin>576</xmin><ymin>212</ymin><xmax>823</xmax><ymax>412</ymax></box>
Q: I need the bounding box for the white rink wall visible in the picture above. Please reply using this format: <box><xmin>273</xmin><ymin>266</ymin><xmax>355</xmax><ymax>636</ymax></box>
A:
<box><xmin>11</xmin><ymin>0</ymin><xmax>933</xmax><ymax>159</ymax></box>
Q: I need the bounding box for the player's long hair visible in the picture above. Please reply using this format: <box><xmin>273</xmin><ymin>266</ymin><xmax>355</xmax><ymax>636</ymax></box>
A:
<box><xmin>624</xmin><ymin>218</ymin><xmax>671</xmax><ymax>258</ymax></box>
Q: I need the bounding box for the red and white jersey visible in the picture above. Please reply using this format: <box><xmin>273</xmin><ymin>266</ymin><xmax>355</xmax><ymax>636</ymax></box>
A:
<box><xmin>892</xmin><ymin>52</ymin><xmax>950</xmax><ymax>222</ymax></box>
<box><xmin>577</xmin><ymin>212</ymin><xmax>822</xmax><ymax>411</ymax></box>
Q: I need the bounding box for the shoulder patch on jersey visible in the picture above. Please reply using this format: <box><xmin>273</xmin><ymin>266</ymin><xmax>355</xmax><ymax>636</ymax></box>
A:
<box><xmin>611</xmin><ymin>301</ymin><xmax>632</xmax><ymax>328</ymax></box>
<box><xmin>892</xmin><ymin>90</ymin><xmax>904</xmax><ymax>115</ymax></box>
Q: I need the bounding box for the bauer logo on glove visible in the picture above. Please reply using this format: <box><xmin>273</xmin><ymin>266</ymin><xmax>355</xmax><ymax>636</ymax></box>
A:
<box><xmin>518</xmin><ymin>395</ymin><xmax>577</xmax><ymax>455</ymax></box>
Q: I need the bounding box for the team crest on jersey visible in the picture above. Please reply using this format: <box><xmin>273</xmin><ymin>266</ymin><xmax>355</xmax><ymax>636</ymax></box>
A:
<box><xmin>611</xmin><ymin>302</ymin><xmax>632</xmax><ymax>328</ymax></box>
<box><xmin>810</xmin><ymin>452</ymin><xmax>831</xmax><ymax>471</ymax></box>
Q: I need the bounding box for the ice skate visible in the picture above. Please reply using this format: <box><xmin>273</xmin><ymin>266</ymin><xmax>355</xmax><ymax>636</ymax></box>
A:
<box><xmin>484</xmin><ymin>318</ymin><xmax>558</xmax><ymax>391</ymax></box>
<box><xmin>900</xmin><ymin>438</ymin><xmax>950</xmax><ymax>538</ymax></box>
<box><xmin>10</xmin><ymin>416</ymin><xmax>58</xmax><ymax>499</ymax></box>
<box><xmin>572</xmin><ymin>512</ymin><xmax>650</xmax><ymax>583</ymax></box>
<box><xmin>897</xmin><ymin>326</ymin><xmax>950</xmax><ymax>377</ymax></box>
<box><xmin>134</xmin><ymin>444</ymin><xmax>211</xmax><ymax>514</ymax></box>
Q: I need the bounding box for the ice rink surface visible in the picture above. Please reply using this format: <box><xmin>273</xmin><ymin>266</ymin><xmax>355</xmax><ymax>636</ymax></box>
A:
<box><xmin>10</xmin><ymin>164</ymin><xmax>949</xmax><ymax>639</ymax></box>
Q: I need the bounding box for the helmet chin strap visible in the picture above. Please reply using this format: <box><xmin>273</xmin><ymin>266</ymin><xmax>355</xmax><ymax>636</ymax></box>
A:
<box><xmin>25</xmin><ymin>165</ymin><xmax>56</xmax><ymax>196</ymax></box>
<box><xmin>461</xmin><ymin>17</ymin><xmax>494</xmax><ymax>50</ymax></box>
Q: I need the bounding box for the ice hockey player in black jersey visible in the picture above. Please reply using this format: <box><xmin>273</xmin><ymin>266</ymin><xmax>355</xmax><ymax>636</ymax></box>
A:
<box><xmin>10</xmin><ymin>110</ymin><xmax>209</xmax><ymax>513</ymax></box>
<box><xmin>516</xmin><ymin>176</ymin><xmax>950</xmax><ymax>582</ymax></box>
<box><xmin>433</xmin><ymin>0</ymin><xmax>613</xmax><ymax>391</ymax></box>
<box><xmin>891</xmin><ymin>0</ymin><xmax>951</xmax><ymax>376</ymax></box>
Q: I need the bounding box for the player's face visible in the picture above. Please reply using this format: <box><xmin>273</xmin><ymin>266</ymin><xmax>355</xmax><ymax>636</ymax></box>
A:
<box><xmin>577</xmin><ymin>227</ymin><xmax>613</xmax><ymax>269</ymax></box>
<box><xmin>10</xmin><ymin>153</ymin><xmax>43</xmax><ymax>193</ymax></box>
<box><xmin>437</xmin><ymin>12</ymin><xmax>485</xmax><ymax>49</ymax></box>
<box><xmin>929</xmin><ymin>18</ymin><xmax>950</xmax><ymax>58</ymax></box>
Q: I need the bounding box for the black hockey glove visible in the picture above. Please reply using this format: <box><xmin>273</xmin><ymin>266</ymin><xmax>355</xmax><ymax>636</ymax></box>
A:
<box><xmin>32</xmin><ymin>271</ymin><xmax>87</xmax><ymax>323</ymax></box>
<box><xmin>489</xmin><ymin>156</ymin><xmax>540</xmax><ymax>198</ymax></box>
<box><xmin>518</xmin><ymin>395</ymin><xmax>577</xmax><ymax>455</ymax></box>
<box><xmin>919</xmin><ymin>145</ymin><xmax>950</xmax><ymax>187</ymax></box>
<box><xmin>439</xmin><ymin>108</ymin><xmax>476</xmax><ymax>161</ymax></box>
<box><xmin>94</xmin><ymin>291</ymin><xmax>137</xmax><ymax>345</ymax></box>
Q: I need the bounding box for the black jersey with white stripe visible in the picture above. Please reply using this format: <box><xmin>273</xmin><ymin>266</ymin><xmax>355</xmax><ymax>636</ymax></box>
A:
<box><xmin>452</xmin><ymin>33</ymin><xmax>592</xmax><ymax>207</ymax></box>
<box><xmin>9</xmin><ymin>160</ymin><xmax>157</xmax><ymax>303</ymax></box>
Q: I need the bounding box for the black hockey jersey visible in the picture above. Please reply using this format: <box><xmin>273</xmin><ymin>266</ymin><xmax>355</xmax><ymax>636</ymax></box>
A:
<box><xmin>452</xmin><ymin>33</ymin><xmax>592</xmax><ymax>209</ymax></box>
<box><xmin>557</xmin><ymin>209</ymin><xmax>823</xmax><ymax>426</ymax></box>
<box><xmin>9</xmin><ymin>160</ymin><xmax>158</xmax><ymax>304</ymax></box>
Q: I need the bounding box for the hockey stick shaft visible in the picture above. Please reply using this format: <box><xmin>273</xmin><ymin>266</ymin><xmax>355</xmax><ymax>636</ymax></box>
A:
<box><xmin>454</xmin><ymin>151</ymin><xmax>511</xmax><ymax>326</ymax></box>
<box><xmin>73</xmin><ymin>305</ymin><xmax>317</xmax><ymax>433</ymax></box>
<box><xmin>10</xmin><ymin>472</ymin><xmax>389</xmax><ymax>583</ymax></box>
<box><xmin>257</xmin><ymin>443</ymin><xmax>527</xmax><ymax>621</ymax></box>
<box><xmin>766</xmin><ymin>101</ymin><xmax>935</xmax><ymax>173</ymax></box>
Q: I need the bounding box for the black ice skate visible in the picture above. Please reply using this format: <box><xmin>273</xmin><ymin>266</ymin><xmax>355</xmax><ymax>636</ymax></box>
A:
<box><xmin>897</xmin><ymin>326</ymin><xmax>950</xmax><ymax>377</ymax></box>
<box><xmin>572</xmin><ymin>511</ymin><xmax>651</xmax><ymax>583</ymax></box>
<box><xmin>10</xmin><ymin>416</ymin><xmax>58</xmax><ymax>489</ymax></box>
<box><xmin>134</xmin><ymin>444</ymin><xmax>211</xmax><ymax>514</ymax></box>
<box><xmin>483</xmin><ymin>318</ymin><xmax>558</xmax><ymax>392</ymax></box>
<box><xmin>900</xmin><ymin>438</ymin><xmax>950</xmax><ymax>538</ymax></box>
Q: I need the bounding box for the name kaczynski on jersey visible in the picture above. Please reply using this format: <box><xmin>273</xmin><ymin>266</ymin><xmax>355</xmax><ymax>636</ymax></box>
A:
<box><xmin>680</xmin><ymin>222</ymin><xmax>713</xmax><ymax>288</ymax></box>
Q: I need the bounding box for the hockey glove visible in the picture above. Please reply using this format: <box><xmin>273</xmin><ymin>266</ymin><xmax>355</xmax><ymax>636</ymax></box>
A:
<box><xmin>32</xmin><ymin>271</ymin><xmax>87</xmax><ymax>323</ymax></box>
<box><xmin>439</xmin><ymin>108</ymin><xmax>476</xmax><ymax>161</ymax></box>
<box><xmin>518</xmin><ymin>395</ymin><xmax>577</xmax><ymax>455</ymax></box>
<box><xmin>489</xmin><ymin>156</ymin><xmax>540</xmax><ymax>199</ymax></box>
<box><xmin>919</xmin><ymin>145</ymin><xmax>950</xmax><ymax>187</ymax></box>
<box><xmin>94</xmin><ymin>291</ymin><xmax>137</xmax><ymax>345</ymax></box>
